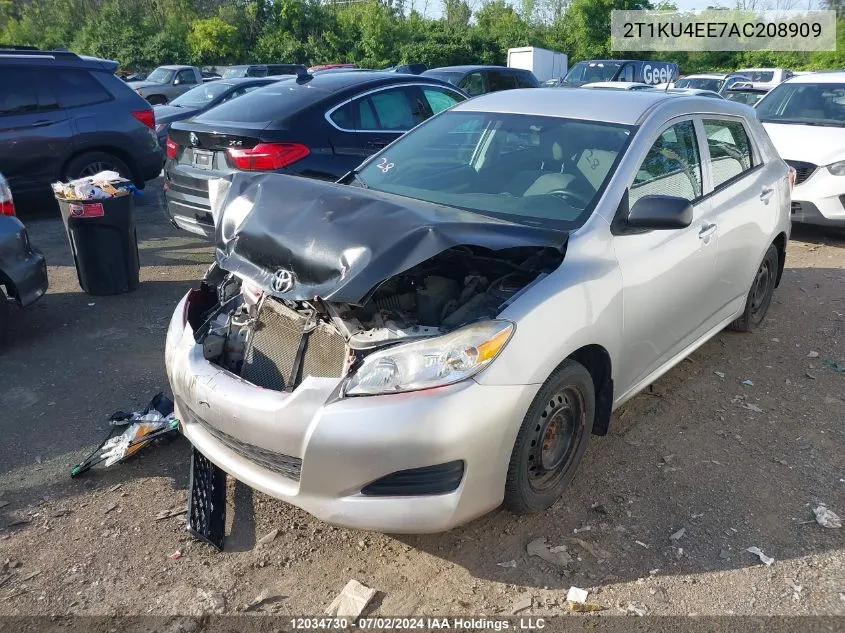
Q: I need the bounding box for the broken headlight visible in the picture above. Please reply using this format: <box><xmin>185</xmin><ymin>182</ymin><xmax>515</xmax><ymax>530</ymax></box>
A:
<box><xmin>344</xmin><ymin>320</ymin><xmax>514</xmax><ymax>396</ymax></box>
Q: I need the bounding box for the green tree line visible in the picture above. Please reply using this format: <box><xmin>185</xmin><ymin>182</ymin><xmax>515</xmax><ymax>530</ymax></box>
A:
<box><xmin>0</xmin><ymin>0</ymin><xmax>843</xmax><ymax>74</ymax></box>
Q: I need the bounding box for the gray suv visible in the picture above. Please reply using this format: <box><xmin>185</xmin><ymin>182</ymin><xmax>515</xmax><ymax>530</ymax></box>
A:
<box><xmin>0</xmin><ymin>47</ymin><xmax>162</xmax><ymax>201</ymax></box>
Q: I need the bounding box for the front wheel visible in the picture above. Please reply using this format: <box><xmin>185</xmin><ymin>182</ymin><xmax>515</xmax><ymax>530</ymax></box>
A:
<box><xmin>728</xmin><ymin>243</ymin><xmax>779</xmax><ymax>332</ymax></box>
<box><xmin>504</xmin><ymin>360</ymin><xmax>595</xmax><ymax>514</ymax></box>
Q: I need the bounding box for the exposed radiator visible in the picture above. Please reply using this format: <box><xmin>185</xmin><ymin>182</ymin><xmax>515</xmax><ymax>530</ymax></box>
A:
<box><xmin>240</xmin><ymin>300</ymin><xmax>347</xmax><ymax>391</ymax></box>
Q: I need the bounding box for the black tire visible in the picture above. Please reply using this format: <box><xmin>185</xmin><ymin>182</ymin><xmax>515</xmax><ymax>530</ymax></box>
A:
<box><xmin>146</xmin><ymin>95</ymin><xmax>167</xmax><ymax>105</ymax></box>
<box><xmin>504</xmin><ymin>360</ymin><xmax>595</xmax><ymax>514</ymax></box>
<box><xmin>63</xmin><ymin>151</ymin><xmax>132</xmax><ymax>182</ymax></box>
<box><xmin>728</xmin><ymin>243</ymin><xmax>779</xmax><ymax>333</ymax></box>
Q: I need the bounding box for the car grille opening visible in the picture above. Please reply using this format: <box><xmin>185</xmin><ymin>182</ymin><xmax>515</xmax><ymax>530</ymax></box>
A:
<box><xmin>361</xmin><ymin>461</ymin><xmax>465</xmax><ymax>496</ymax></box>
<box><xmin>784</xmin><ymin>160</ymin><xmax>817</xmax><ymax>185</ymax></box>
<box><xmin>791</xmin><ymin>201</ymin><xmax>801</xmax><ymax>214</ymax></box>
<box><xmin>177</xmin><ymin>398</ymin><xmax>303</xmax><ymax>481</ymax></box>
<box><xmin>240</xmin><ymin>299</ymin><xmax>347</xmax><ymax>391</ymax></box>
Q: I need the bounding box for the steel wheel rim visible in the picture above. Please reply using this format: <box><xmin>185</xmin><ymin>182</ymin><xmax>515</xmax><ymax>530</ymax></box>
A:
<box><xmin>526</xmin><ymin>386</ymin><xmax>586</xmax><ymax>492</ymax></box>
<box><xmin>750</xmin><ymin>258</ymin><xmax>772</xmax><ymax>314</ymax></box>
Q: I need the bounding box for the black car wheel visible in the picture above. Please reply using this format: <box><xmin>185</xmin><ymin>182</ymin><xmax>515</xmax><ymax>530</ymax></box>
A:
<box><xmin>504</xmin><ymin>360</ymin><xmax>595</xmax><ymax>514</ymax></box>
<box><xmin>728</xmin><ymin>243</ymin><xmax>779</xmax><ymax>332</ymax></box>
<box><xmin>63</xmin><ymin>152</ymin><xmax>132</xmax><ymax>182</ymax></box>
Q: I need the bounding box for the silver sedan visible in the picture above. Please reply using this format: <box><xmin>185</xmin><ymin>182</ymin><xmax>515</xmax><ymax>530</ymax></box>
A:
<box><xmin>166</xmin><ymin>88</ymin><xmax>791</xmax><ymax>533</ymax></box>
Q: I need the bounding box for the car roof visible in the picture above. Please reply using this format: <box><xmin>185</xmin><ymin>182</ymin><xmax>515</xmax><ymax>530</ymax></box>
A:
<box><xmin>736</xmin><ymin>67</ymin><xmax>782</xmax><ymax>72</ymax></box>
<box><xmin>573</xmin><ymin>59</ymin><xmax>639</xmax><ymax>64</ymax></box>
<box><xmin>785</xmin><ymin>71</ymin><xmax>845</xmax><ymax>83</ymax></box>
<box><xmin>452</xmin><ymin>87</ymin><xmax>747</xmax><ymax>125</ymax></box>
<box><xmin>292</xmin><ymin>71</ymin><xmax>452</xmax><ymax>92</ymax></box>
<box><xmin>159</xmin><ymin>65</ymin><xmax>194</xmax><ymax>70</ymax></box>
<box><xmin>582</xmin><ymin>81</ymin><xmax>650</xmax><ymax>89</ymax></box>
<box><xmin>681</xmin><ymin>73</ymin><xmax>725</xmax><ymax>79</ymax></box>
<box><xmin>216</xmin><ymin>77</ymin><xmax>276</xmax><ymax>86</ymax></box>
<box><xmin>425</xmin><ymin>65</ymin><xmax>507</xmax><ymax>73</ymax></box>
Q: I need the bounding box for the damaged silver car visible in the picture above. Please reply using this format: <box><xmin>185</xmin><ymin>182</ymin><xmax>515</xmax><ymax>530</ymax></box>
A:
<box><xmin>166</xmin><ymin>88</ymin><xmax>791</xmax><ymax>533</ymax></box>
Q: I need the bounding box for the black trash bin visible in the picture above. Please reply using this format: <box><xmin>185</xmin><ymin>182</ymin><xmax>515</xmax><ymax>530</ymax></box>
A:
<box><xmin>57</xmin><ymin>194</ymin><xmax>140</xmax><ymax>296</ymax></box>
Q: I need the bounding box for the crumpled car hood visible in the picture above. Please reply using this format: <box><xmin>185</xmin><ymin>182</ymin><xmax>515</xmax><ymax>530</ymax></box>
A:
<box><xmin>213</xmin><ymin>173</ymin><xmax>569</xmax><ymax>304</ymax></box>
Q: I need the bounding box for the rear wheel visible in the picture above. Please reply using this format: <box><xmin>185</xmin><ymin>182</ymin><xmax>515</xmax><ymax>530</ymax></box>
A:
<box><xmin>504</xmin><ymin>360</ymin><xmax>595</xmax><ymax>514</ymax></box>
<box><xmin>63</xmin><ymin>152</ymin><xmax>132</xmax><ymax>182</ymax></box>
<box><xmin>728</xmin><ymin>243</ymin><xmax>779</xmax><ymax>332</ymax></box>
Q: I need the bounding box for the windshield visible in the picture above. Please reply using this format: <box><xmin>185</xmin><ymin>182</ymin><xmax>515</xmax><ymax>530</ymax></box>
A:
<box><xmin>563</xmin><ymin>61</ymin><xmax>622</xmax><ymax>84</ymax></box>
<box><xmin>725</xmin><ymin>90</ymin><xmax>765</xmax><ymax>106</ymax></box>
<box><xmin>356</xmin><ymin>111</ymin><xmax>633</xmax><ymax>229</ymax></box>
<box><xmin>738</xmin><ymin>70</ymin><xmax>775</xmax><ymax>83</ymax></box>
<box><xmin>756</xmin><ymin>83</ymin><xmax>845</xmax><ymax>126</ymax></box>
<box><xmin>146</xmin><ymin>68</ymin><xmax>175</xmax><ymax>84</ymax></box>
<box><xmin>171</xmin><ymin>82</ymin><xmax>233</xmax><ymax>107</ymax></box>
<box><xmin>423</xmin><ymin>70</ymin><xmax>464</xmax><ymax>86</ymax></box>
<box><xmin>222</xmin><ymin>67</ymin><xmax>247</xmax><ymax>79</ymax></box>
<box><xmin>675</xmin><ymin>77</ymin><xmax>723</xmax><ymax>92</ymax></box>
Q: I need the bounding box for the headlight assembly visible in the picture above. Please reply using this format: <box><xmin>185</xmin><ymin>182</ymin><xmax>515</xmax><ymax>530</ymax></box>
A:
<box><xmin>827</xmin><ymin>160</ymin><xmax>845</xmax><ymax>176</ymax></box>
<box><xmin>344</xmin><ymin>320</ymin><xmax>514</xmax><ymax>396</ymax></box>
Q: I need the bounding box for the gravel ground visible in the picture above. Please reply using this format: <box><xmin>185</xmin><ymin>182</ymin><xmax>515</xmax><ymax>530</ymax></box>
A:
<box><xmin>0</xmin><ymin>181</ymin><xmax>843</xmax><ymax>619</ymax></box>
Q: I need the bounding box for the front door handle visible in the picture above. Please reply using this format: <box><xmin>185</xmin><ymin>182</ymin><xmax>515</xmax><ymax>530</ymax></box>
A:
<box><xmin>760</xmin><ymin>187</ymin><xmax>775</xmax><ymax>203</ymax></box>
<box><xmin>699</xmin><ymin>223</ymin><xmax>717</xmax><ymax>242</ymax></box>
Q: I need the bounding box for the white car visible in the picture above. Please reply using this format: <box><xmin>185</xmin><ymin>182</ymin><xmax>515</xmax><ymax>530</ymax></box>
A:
<box><xmin>736</xmin><ymin>68</ymin><xmax>793</xmax><ymax>91</ymax></box>
<box><xmin>580</xmin><ymin>81</ymin><xmax>652</xmax><ymax>90</ymax></box>
<box><xmin>674</xmin><ymin>73</ymin><xmax>751</xmax><ymax>95</ymax></box>
<box><xmin>756</xmin><ymin>71</ymin><xmax>845</xmax><ymax>228</ymax></box>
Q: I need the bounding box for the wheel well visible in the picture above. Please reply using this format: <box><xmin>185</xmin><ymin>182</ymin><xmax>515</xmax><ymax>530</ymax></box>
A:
<box><xmin>773</xmin><ymin>232</ymin><xmax>787</xmax><ymax>287</ymax></box>
<box><xmin>567</xmin><ymin>344</ymin><xmax>613</xmax><ymax>436</ymax></box>
<box><xmin>0</xmin><ymin>269</ymin><xmax>16</xmax><ymax>301</ymax></box>
<box><xmin>61</xmin><ymin>146</ymin><xmax>143</xmax><ymax>186</ymax></box>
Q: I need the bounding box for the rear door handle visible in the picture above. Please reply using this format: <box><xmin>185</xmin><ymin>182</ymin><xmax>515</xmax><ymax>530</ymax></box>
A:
<box><xmin>760</xmin><ymin>187</ymin><xmax>775</xmax><ymax>203</ymax></box>
<box><xmin>699</xmin><ymin>223</ymin><xmax>717</xmax><ymax>242</ymax></box>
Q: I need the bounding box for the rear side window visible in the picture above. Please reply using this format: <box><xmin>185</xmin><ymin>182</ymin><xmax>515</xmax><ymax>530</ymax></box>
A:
<box><xmin>198</xmin><ymin>84</ymin><xmax>325</xmax><ymax>124</ymax></box>
<box><xmin>46</xmin><ymin>69</ymin><xmax>112</xmax><ymax>109</ymax></box>
<box><xmin>330</xmin><ymin>87</ymin><xmax>424</xmax><ymax>131</ymax></box>
<box><xmin>515</xmin><ymin>72</ymin><xmax>537</xmax><ymax>88</ymax></box>
<box><xmin>422</xmin><ymin>87</ymin><xmax>463</xmax><ymax>114</ymax></box>
<box><xmin>630</xmin><ymin>120</ymin><xmax>702</xmax><ymax>206</ymax></box>
<box><xmin>460</xmin><ymin>72</ymin><xmax>485</xmax><ymax>96</ymax></box>
<box><xmin>0</xmin><ymin>68</ymin><xmax>41</xmax><ymax>114</ymax></box>
<box><xmin>703</xmin><ymin>119</ymin><xmax>754</xmax><ymax>188</ymax></box>
<box><xmin>488</xmin><ymin>71</ymin><xmax>517</xmax><ymax>92</ymax></box>
<box><xmin>176</xmin><ymin>69</ymin><xmax>198</xmax><ymax>85</ymax></box>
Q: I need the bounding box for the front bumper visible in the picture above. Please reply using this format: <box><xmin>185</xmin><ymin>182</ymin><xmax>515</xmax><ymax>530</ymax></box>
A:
<box><xmin>165</xmin><ymin>293</ymin><xmax>540</xmax><ymax>533</ymax></box>
<box><xmin>0</xmin><ymin>217</ymin><xmax>48</xmax><ymax>306</ymax></box>
<box><xmin>791</xmin><ymin>168</ymin><xmax>845</xmax><ymax>227</ymax></box>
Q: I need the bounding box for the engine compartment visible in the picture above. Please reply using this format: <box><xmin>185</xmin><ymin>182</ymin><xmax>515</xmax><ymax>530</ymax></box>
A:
<box><xmin>194</xmin><ymin>245</ymin><xmax>563</xmax><ymax>379</ymax></box>
<box><xmin>335</xmin><ymin>245</ymin><xmax>563</xmax><ymax>348</ymax></box>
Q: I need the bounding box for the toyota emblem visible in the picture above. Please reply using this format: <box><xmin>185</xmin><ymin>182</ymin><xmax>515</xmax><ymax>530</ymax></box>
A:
<box><xmin>189</xmin><ymin>132</ymin><xmax>199</xmax><ymax>147</ymax></box>
<box><xmin>270</xmin><ymin>268</ymin><xmax>296</xmax><ymax>294</ymax></box>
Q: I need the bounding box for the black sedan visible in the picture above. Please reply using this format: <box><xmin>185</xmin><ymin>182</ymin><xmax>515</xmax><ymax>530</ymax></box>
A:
<box><xmin>165</xmin><ymin>71</ymin><xmax>467</xmax><ymax>238</ymax></box>
<box><xmin>154</xmin><ymin>77</ymin><xmax>281</xmax><ymax>149</ymax></box>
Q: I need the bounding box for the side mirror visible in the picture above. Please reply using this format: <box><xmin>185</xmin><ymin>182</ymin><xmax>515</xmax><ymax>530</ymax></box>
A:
<box><xmin>173</xmin><ymin>78</ymin><xmax>181</xmax><ymax>85</ymax></box>
<box><xmin>626</xmin><ymin>194</ymin><xmax>693</xmax><ymax>230</ymax></box>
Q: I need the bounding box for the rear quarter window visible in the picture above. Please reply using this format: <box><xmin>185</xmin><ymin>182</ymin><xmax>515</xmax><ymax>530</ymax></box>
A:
<box><xmin>46</xmin><ymin>69</ymin><xmax>113</xmax><ymax>108</ymax></box>
<box><xmin>197</xmin><ymin>84</ymin><xmax>328</xmax><ymax>124</ymax></box>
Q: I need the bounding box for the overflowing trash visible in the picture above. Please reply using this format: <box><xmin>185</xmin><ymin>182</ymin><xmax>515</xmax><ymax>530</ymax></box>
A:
<box><xmin>52</xmin><ymin>171</ymin><xmax>138</xmax><ymax>201</ymax></box>
<box><xmin>813</xmin><ymin>505</ymin><xmax>842</xmax><ymax>529</ymax></box>
<box><xmin>70</xmin><ymin>392</ymin><xmax>179</xmax><ymax>477</ymax></box>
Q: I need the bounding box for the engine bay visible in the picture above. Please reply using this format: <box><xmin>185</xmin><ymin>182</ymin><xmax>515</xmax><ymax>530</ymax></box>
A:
<box><xmin>194</xmin><ymin>245</ymin><xmax>563</xmax><ymax>381</ymax></box>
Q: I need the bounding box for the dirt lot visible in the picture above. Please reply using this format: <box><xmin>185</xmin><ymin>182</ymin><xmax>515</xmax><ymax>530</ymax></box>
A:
<box><xmin>0</xmin><ymin>181</ymin><xmax>843</xmax><ymax>619</ymax></box>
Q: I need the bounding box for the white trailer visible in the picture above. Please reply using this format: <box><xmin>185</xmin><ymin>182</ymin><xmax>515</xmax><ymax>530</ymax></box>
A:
<box><xmin>507</xmin><ymin>47</ymin><xmax>568</xmax><ymax>83</ymax></box>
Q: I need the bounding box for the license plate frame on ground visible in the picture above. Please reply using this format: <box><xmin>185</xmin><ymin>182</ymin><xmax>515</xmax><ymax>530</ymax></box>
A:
<box><xmin>191</xmin><ymin>149</ymin><xmax>213</xmax><ymax>170</ymax></box>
